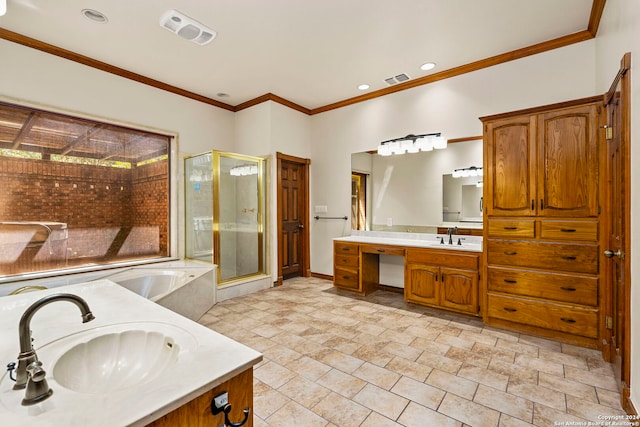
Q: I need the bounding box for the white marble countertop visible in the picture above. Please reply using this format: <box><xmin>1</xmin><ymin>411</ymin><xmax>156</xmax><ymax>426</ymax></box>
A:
<box><xmin>335</xmin><ymin>231</ymin><xmax>482</xmax><ymax>252</ymax></box>
<box><xmin>0</xmin><ymin>280</ymin><xmax>262</xmax><ymax>427</ymax></box>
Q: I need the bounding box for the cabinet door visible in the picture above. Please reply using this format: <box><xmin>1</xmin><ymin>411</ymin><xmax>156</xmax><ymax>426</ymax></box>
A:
<box><xmin>441</xmin><ymin>267</ymin><xmax>478</xmax><ymax>314</ymax></box>
<box><xmin>405</xmin><ymin>263</ymin><xmax>439</xmax><ymax>305</ymax></box>
<box><xmin>485</xmin><ymin>115</ymin><xmax>537</xmax><ymax>216</ymax></box>
<box><xmin>537</xmin><ymin>104</ymin><xmax>599</xmax><ymax>217</ymax></box>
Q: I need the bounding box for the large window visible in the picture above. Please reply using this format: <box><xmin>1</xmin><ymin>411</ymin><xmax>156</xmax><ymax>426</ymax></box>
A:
<box><xmin>0</xmin><ymin>101</ymin><xmax>171</xmax><ymax>279</ymax></box>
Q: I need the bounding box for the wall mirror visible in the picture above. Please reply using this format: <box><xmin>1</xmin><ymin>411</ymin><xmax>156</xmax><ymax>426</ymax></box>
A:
<box><xmin>351</xmin><ymin>138</ymin><xmax>482</xmax><ymax>232</ymax></box>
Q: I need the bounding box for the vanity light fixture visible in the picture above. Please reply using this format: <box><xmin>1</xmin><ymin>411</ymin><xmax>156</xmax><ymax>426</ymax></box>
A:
<box><xmin>452</xmin><ymin>166</ymin><xmax>483</xmax><ymax>178</ymax></box>
<box><xmin>377</xmin><ymin>133</ymin><xmax>446</xmax><ymax>156</ymax></box>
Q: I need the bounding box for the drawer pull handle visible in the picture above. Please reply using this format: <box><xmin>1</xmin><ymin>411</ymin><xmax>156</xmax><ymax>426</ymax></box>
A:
<box><xmin>560</xmin><ymin>228</ymin><xmax>577</xmax><ymax>233</ymax></box>
<box><xmin>560</xmin><ymin>318</ymin><xmax>576</xmax><ymax>324</ymax></box>
<box><xmin>504</xmin><ymin>251</ymin><xmax>517</xmax><ymax>256</ymax></box>
<box><xmin>503</xmin><ymin>307</ymin><xmax>517</xmax><ymax>312</ymax></box>
<box><xmin>377</xmin><ymin>249</ymin><xmax>385</xmax><ymax>253</ymax></box>
<box><xmin>561</xmin><ymin>256</ymin><xmax>577</xmax><ymax>261</ymax></box>
<box><xmin>503</xmin><ymin>279</ymin><xmax>517</xmax><ymax>284</ymax></box>
<box><xmin>503</xmin><ymin>226</ymin><xmax>518</xmax><ymax>230</ymax></box>
<box><xmin>342</xmin><ymin>247</ymin><xmax>350</xmax><ymax>251</ymax></box>
<box><xmin>560</xmin><ymin>286</ymin><xmax>577</xmax><ymax>292</ymax></box>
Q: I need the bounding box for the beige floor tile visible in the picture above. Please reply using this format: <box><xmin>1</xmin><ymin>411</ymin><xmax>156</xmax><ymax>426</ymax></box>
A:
<box><xmin>564</xmin><ymin>365</ymin><xmax>619</xmax><ymax>392</ymax></box>
<box><xmin>416</xmin><ymin>350</ymin><xmax>463</xmax><ymax>374</ymax></box>
<box><xmin>254</xmin><ymin>360</ymin><xmax>296</xmax><ymax>389</ymax></box>
<box><xmin>266</xmin><ymin>400</ymin><xmax>329</xmax><ymax>427</ymax></box>
<box><xmin>507</xmin><ymin>382</ymin><xmax>566</xmax><ymax>411</ymax></box>
<box><xmin>426</xmin><ymin>369</ymin><xmax>478</xmax><ymax>400</ymax></box>
<box><xmin>352</xmin><ymin>344</ymin><xmax>394</xmax><ymax>366</ymax></box>
<box><xmin>385</xmin><ymin>355</ymin><xmax>432</xmax><ymax>382</ymax></box>
<box><xmin>316</xmin><ymin>368</ymin><xmax>367</xmax><ymax>398</ymax></box>
<box><xmin>359</xmin><ymin>411</ymin><xmax>403</xmax><ymax>427</ymax></box>
<box><xmin>532</xmin><ymin>403</ymin><xmax>590</xmax><ymax>426</ymax></box>
<box><xmin>311</xmin><ymin>348</ymin><xmax>365</xmax><ymax>374</ymax></box>
<box><xmin>566</xmin><ymin>394</ymin><xmax>627</xmax><ymax>421</ymax></box>
<box><xmin>474</xmin><ymin>384</ymin><xmax>534</xmax><ymax>423</ymax></box>
<box><xmin>253</xmin><ymin>379</ymin><xmax>290</xmax><ymax>419</ymax></box>
<box><xmin>498</xmin><ymin>414</ymin><xmax>536</xmax><ymax>427</ymax></box>
<box><xmin>278</xmin><ymin>375</ymin><xmax>331</xmax><ymax>408</ymax></box>
<box><xmin>446</xmin><ymin>347</ymin><xmax>492</xmax><ymax>369</ymax></box>
<box><xmin>312</xmin><ymin>392</ymin><xmax>371</xmax><ymax>427</ymax></box>
<box><xmin>352</xmin><ymin>361</ymin><xmax>401</xmax><ymax>390</ymax></box>
<box><xmin>353</xmin><ymin>383</ymin><xmax>409</xmax><ymax>421</ymax></box>
<box><xmin>438</xmin><ymin>393</ymin><xmax>501</xmax><ymax>427</ymax></box>
<box><xmin>383</xmin><ymin>340</ymin><xmax>423</xmax><ymax>361</ymax></box>
<box><xmin>538</xmin><ymin>372</ymin><xmax>598</xmax><ymax>402</ymax></box>
<box><xmin>200</xmin><ymin>278</ymin><xmax>625</xmax><ymax>427</ymax></box>
<box><xmin>390</xmin><ymin>375</ymin><xmax>445</xmax><ymax>410</ymax></box>
<box><xmin>514</xmin><ymin>353</ymin><xmax>565</xmax><ymax>376</ymax></box>
<box><xmin>397</xmin><ymin>401</ymin><xmax>462</xmax><ymax>427</ymax></box>
<box><xmin>457</xmin><ymin>364</ymin><xmax>509</xmax><ymax>391</ymax></box>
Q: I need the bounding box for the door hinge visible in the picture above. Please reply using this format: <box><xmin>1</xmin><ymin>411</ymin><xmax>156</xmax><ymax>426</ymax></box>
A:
<box><xmin>605</xmin><ymin>316</ymin><xmax>613</xmax><ymax>329</ymax></box>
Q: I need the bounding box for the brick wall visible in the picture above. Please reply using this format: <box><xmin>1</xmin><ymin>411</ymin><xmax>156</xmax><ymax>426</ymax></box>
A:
<box><xmin>0</xmin><ymin>156</ymin><xmax>169</xmax><ymax>275</ymax></box>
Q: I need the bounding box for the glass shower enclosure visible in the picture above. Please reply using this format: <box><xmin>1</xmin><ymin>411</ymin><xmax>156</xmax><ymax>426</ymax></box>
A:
<box><xmin>184</xmin><ymin>151</ymin><xmax>266</xmax><ymax>284</ymax></box>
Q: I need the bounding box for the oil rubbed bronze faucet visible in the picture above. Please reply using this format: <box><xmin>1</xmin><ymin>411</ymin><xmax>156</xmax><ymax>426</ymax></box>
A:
<box><xmin>13</xmin><ymin>293</ymin><xmax>95</xmax><ymax>405</ymax></box>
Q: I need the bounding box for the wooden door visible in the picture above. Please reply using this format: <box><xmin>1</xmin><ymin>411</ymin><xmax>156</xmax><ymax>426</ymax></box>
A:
<box><xmin>484</xmin><ymin>115</ymin><xmax>537</xmax><ymax>216</ymax></box>
<box><xmin>277</xmin><ymin>153</ymin><xmax>310</xmax><ymax>283</ymax></box>
<box><xmin>603</xmin><ymin>53</ymin><xmax>631</xmax><ymax>409</ymax></box>
<box><xmin>440</xmin><ymin>267</ymin><xmax>478</xmax><ymax>314</ymax></box>
<box><xmin>537</xmin><ymin>104</ymin><xmax>599</xmax><ymax>217</ymax></box>
<box><xmin>405</xmin><ymin>263</ymin><xmax>439</xmax><ymax>305</ymax></box>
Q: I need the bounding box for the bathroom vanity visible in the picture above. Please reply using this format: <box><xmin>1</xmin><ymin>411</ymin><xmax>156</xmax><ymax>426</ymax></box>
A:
<box><xmin>0</xmin><ymin>280</ymin><xmax>261</xmax><ymax>427</ymax></box>
<box><xmin>333</xmin><ymin>232</ymin><xmax>482</xmax><ymax>316</ymax></box>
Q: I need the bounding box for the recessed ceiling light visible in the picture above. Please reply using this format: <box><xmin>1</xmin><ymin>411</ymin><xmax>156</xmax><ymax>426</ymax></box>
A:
<box><xmin>358</xmin><ymin>84</ymin><xmax>370</xmax><ymax>90</ymax></box>
<box><xmin>420</xmin><ymin>62</ymin><xmax>436</xmax><ymax>71</ymax></box>
<box><xmin>82</xmin><ymin>9</ymin><xmax>108</xmax><ymax>23</ymax></box>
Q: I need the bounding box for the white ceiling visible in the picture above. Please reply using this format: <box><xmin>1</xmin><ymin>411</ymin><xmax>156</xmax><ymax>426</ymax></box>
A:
<box><xmin>0</xmin><ymin>0</ymin><xmax>594</xmax><ymax>110</ymax></box>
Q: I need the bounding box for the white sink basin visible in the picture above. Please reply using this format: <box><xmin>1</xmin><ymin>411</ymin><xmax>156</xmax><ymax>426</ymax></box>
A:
<box><xmin>37</xmin><ymin>322</ymin><xmax>198</xmax><ymax>394</ymax></box>
<box><xmin>53</xmin><ymin>330</ymin><xmax>180</xmax><ymax>393</ymax></box>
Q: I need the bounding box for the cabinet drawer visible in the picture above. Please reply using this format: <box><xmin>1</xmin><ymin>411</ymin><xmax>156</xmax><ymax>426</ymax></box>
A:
<box><xmin>334</xmin><ymin>253</ymin><xmax>358</xmax><ymax>270</ymax></box>
<box><xmin>487</xmin><ymin>293</ymin><xmax>598</xmax><ymax>338</ymax></box>
<box><xmin>334</xmin><ymin>267</ymin><xmax>359</xmax><ymax>290</ymax></box>
<box><xmin>540</xmin><ymin>220</ymin><xmax>598</xmax><ymax>241</ymax></box>
<box><xmin>487</xmin><ymin>240</ymin><xmax>598</xmax><ymax>274</ymax></box>
<box><xmin>334</xmin><ymin>242</ymin><xmax>359</xmax><ymax>255</ymax></box>
<box><xmin>487</xmin><ymin>219</ymin><xmax>535</xmax><ymax>238</ymax></box>
<box><xmin>360</xmin><ymin>244</ymin><xmax>405</xmax><ymax>256</ymax></box>
<box><xmin>487</xmin><ymin>266</ymin><xmax>598</xmax><ymax>306</ymax></box>
<box><xmin>406</xmin><ymin>249</ymin><xmax>479</xmax><ymax>270</ymax></box>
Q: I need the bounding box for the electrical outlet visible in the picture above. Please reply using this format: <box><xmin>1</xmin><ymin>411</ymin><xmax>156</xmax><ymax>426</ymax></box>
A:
<box><xmin>211</xmin><ymin>391</ymin><xmax>229</xmax><ymax>415</ymax></box>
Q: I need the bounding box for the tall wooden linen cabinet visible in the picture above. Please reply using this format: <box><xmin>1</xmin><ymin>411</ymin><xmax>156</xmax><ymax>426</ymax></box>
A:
<box><xmin>481</xmin><ymin>96</ymin><xmax>604</xmax><ymax>349</ymax></box>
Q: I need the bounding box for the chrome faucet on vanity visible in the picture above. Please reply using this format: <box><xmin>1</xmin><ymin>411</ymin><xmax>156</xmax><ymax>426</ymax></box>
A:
<box><xmin>13</xmin><ymin>293</ymin><xmax>95</xmax><ymax>405</ymax></box>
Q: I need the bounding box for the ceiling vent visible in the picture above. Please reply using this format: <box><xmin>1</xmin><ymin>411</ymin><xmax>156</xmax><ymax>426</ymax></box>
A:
<box><xmin>384</xmin><ymin>73</ymin><xmax>411</xmax><ymax>86</ymax></box>
<box><xmin>159</xmin><ymin>10</ymin><xmax>217</xmax><ymax>46</ymax></box>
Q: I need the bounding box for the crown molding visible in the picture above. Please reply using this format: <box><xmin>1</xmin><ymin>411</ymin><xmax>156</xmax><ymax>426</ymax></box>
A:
<box><xmin>0</xmin><ymin>0</ymin><xmax>605</xmax><ymax>116</ymax></box>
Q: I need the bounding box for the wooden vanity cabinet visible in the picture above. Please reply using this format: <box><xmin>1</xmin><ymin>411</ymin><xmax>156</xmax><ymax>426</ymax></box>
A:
<box><xmin>147</xmin><ymin>367</ymin><xmax>253</xmax><ymax>427</ymax></box>
<box><xmin>405</xmin><ymin>248</ymin><xmax>480</xmax><ymax>315</ymax></box>
<box><xmin>482</xmin><ymin>97</ymin><xmax>604</xmax><ymax>348</ymax></box>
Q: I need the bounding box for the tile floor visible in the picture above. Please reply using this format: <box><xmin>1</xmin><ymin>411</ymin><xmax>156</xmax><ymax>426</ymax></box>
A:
<box><xmin>198</xmin><ymin>277</ymin><xmax>626</xmax><ymax>427</ymax></box>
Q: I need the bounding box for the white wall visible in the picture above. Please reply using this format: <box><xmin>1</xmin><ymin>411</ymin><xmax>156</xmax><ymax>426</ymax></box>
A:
<box><xmin>234</xmin><ymin>101</ymin><xmax>311</xmax><ymax>283</ymax></box>
<box><xmin>595</xmin><ymin>0</ymin><xmax>640</xmax><ymax>410</ymax></box>
<box><xmin>310</xmin><ymin>40</ymin><xmax>597</xmax><ymax>275</ymax></box>
<box><xmin>0</xmin><ymin>39</ymin><xmax>236</xmax><ymax>261</ymax></box>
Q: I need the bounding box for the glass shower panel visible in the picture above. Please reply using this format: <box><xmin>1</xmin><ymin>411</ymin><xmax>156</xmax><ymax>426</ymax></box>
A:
<box><xmin>214</xmin><ymin>152</ymin><xmax>265</xmax><ymax>282</ymax></box>
<box><xmin>184</xmin><ymin>153</ymin><xmax>214</xmax><ymax>263</ymax></box>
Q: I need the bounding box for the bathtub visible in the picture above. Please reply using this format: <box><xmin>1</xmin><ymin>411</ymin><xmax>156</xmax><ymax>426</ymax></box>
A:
<box><xmin>101</xmin><ymin>263</ymin><xmax>216</xmax><ymax>321</ymax></box>
<box><xmin>0</xmin><ymin>261</ymin><xmax>217</xmax><ymax>322</ymax></box>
